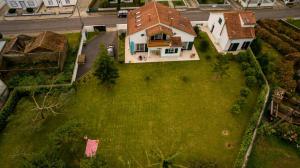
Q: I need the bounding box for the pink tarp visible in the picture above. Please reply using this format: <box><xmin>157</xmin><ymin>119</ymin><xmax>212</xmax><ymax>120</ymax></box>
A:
<box><xmin>85</xmin><ymin>139</ymin><xmax>99</xmax><ymax>157</ymax></box>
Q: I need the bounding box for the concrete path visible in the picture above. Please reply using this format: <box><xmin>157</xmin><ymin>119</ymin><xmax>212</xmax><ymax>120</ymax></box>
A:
<box><xmin>76</xmin><ymin>31</ymin><xmax>117</xmax><ymax>79</ymax></box>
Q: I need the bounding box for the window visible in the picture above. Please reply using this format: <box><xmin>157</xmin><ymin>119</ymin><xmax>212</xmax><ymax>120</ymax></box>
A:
<box><xmin>218</xmin><ymin>18</ymin><xmax>222</xmax><ymax>25</ymax></box>
<box><xmin>65</xmin><ymin>0</ymin><xmax>70</xmax><ymax>4</ymax></box>
<box><xmin>27</xmin><ymin>0</ymin><xmax>35</xmax><ymax>7</ymax></box>
<box><xmin>136</xmin><ymin>44</ymin><xmax>145</xmax><ymax>52</ymax></box>
<box><xmin>48</xmin><ymin>0</ymin><xmax>53</xmax><ymax>5</ymax></box>
<box><xmin>241</xmin><ymin>41</ymin><xmax>251</xmax><ymax>50</ymax></box>
<box><xmin>153</xmin><ymin>34</ymin><xmax>163</xmax><ymax>40</ymax></box>
<box><xmin>141</xmin><ymin>34</ymin><xmax>144</xmax><ymax>37</ymax></box>
<box><xmin>165</xmin><ymin>48</ymin><xmax>178</xmax><ymax>54</ymax></box>
<box><xmin>10</xmin><ymin>1</ymin><xmax>18</xmax><ymax>8</ymax></box>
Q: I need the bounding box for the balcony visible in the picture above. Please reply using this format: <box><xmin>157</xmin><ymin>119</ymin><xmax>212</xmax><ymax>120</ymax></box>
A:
<box><xmin>147</xmin><ymin>40</ymin><xmax>170</xmax><ymax>48</ymax></box>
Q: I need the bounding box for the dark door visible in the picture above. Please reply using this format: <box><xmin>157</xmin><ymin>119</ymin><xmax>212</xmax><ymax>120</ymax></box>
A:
<box><xmin>241</xmin><ymin>41</ymin><xmax>251</xmax><ymax>50</ymax></box>
<box><xmin>94</xmin><ymin>25</ymin><xmax>106</xmax><ymax>32</ymax></box>
<box><xmin>210</xmin><ymin>25</ymin><xmax>215</xmax><ymax>33</ymax></box>
<box><xmin>228</xmin><ymin>43</ymin><xmax>239</xmax><ymax>51</ymax></box>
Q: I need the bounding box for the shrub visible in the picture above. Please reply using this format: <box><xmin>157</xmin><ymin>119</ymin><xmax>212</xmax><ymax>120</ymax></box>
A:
<box><xmin>241</xmin><ymin>62</ymin><xmax>251</xmax><ymax>71</ymax></box>
<box><xmin>22</xmin><ymin>150</ymin><xmax>66</xmax><ymax>168</ymax></box>
<box><xmin>0</xmin><ymin>32</ymin><xmax>3</xmax><ymax>39</ymax></box>
<box><xmin>26</xmin><ymin>8</ymin><xmax>34</xmax><ymax>13</ymax></box>
<box><xmin>205</xmin><ymin>55</ymin><xmax>212</xmax><ymax>60</ymax></box>
<box><xmin>250</xmin><ymin>38</ymin><xmax>262</xmax><ymax>56</ymax></box>
<box><xmin>240</xmin><ymin>87</ymin><xmax>251</xmax><ymax>97</ymax></box>
<box><xmin>231</xmin><ymin>104</ymin><xmax>241</xmax><ymax>114</ymax></box>
<box><xmin>245</xmin><ymin>67</ymin><xmax>257</xmax><ymax>76</ymax></box>
<box><xmin>8</xmin><ymin>8</ymin><xmax>16</xmax><ymax>14</ymax></box>
<box><xmin>235</xmin><ymin>52</ymin><xmax>250</xmax><ymax>63</ymax></box>
<box><xmin>199</xmin><ymin>39</ymin><xmax>209</xmax><ymax>52</ymax></box>
<box><xmin>180</xmin><ymin>76</ymin><xmax>189</xmax><ymax>83</ymax></box>
<box><xmin>193</xmin><ymin>26</ymin><xmax>200</xmax><ymax>36</ymax></box>
<box><xmin>245</xmin><ymin>76</ymin><xmax>258</xmax><ymax>88</ymax></box>
<box><xmin>80</xmin><ymin>156</ymin><xmax>107</xmax><ymax>168</ymax></box>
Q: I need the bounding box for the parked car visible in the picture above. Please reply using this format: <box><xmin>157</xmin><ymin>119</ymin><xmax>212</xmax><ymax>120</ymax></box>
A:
<box><xmin>107</xmin><ymin>45</ymin><xmax>115</xmax><ymax>57</ymax></box>
<box><xmin>118</xmin><ymin>10</ymin><xmax>128</xmax><ymax>18</ymax></box>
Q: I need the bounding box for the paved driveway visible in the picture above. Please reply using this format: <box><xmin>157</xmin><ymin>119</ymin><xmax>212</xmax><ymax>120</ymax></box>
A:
<box><xmin>76</xmin><ymin>31</ymin><xmax>117</xmax><ymax>79</ymax></box>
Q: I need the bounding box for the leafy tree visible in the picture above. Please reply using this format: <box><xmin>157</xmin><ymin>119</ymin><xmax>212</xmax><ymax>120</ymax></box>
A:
<box><xmin>199</xmin><ymin>39</ymin><xmax>209</xmax><ymax>52</ymax></box>
<box><xmin>212</xmin><ymin>55</ymin><xmax>230</xmax><ymax>79</ymax></box>
<box><xmin>250</xmin><ymin>38</ymin><xmax>262</xmax><ymax>56</ymax></box>
<box><xmin>50</xmin><ymin>120</ymin><xmax>85</xmax><ymax>159</ymax></box>
<box><xmin>193</xmin><ymin>26</ymin><xmax>200</xmax><ymax>36</ymax></box>
<box><xmin>22</xmin><ymin>150</ymin><xmax>65</xmax><ymax>168</ymax></box>
<box><xmin>240</xmin><ymin>87</ymin><xmax>251</xmax><ymax>97</ymax></box>
<box><xmin>94</xmin><ymin>44</ymin><xmax>119</xmax><ymax>86</ymax></box>
<box><xmin>80</xmin><ymin>157</ymin><xmax>108</xmax><ymax>168</ymax></box>
<box><xmin>245</xmin><ymin>76</ymin><xmax>258</xmax><ymax>88</ymax></box>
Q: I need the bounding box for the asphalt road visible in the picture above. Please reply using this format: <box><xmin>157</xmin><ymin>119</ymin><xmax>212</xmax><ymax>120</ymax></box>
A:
<box><xmin>0</xmin><ymin>7</ymin><xmax>299</xmax><ymax>34</ymax></box>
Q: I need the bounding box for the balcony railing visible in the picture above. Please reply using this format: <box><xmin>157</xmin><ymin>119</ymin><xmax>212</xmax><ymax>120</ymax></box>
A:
<box><xmin>147</xmin><ymin>40</ymin><xmax>170</xmax><ymax>48</ymax></box>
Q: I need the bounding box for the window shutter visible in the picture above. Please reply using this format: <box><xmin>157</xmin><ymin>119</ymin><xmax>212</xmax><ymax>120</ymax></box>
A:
<box><xmin>175</xmin><ymin>48</ymin><xmax>178</xmax><ymax>53</ymax></box>
<box><xmin>145</xmin><ymin>44</ymin><xmax>148</xmax><ymax>52</ymax></box>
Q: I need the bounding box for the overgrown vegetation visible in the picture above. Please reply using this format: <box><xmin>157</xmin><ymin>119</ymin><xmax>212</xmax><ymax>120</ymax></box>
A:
<box><xmin>0</xmin><ymin>33</ymin><xmax>80</xmax><ymax>88</ymax></box>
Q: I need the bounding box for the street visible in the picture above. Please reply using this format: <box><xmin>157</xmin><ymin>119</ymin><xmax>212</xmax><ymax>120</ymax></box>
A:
<box><xmin>0</xmin><ymin>7</ymin><xmax>299</xmax><ymax>34</ymax></box>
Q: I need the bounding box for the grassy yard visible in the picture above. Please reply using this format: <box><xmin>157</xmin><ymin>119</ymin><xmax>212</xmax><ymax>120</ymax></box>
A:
<box><xmin>0</xmin><ymin>33</ymin><xmax>259</xmax><ymax>167</ymax></box>
<box><xmin>248</xmin><ymin>135</ymin><xmax>300</xmax><ymax>168</ymax></box>
<box><xmin>287</xmin><ymin>19</ymin><xmax>300</xmax><ymax>28</ymax></box>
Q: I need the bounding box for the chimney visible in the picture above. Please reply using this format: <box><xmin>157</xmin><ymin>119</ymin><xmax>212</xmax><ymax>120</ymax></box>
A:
<box><xmin>170</xmin><ymin>18</ymin><xmax>174</xmax><ymax>26</ymax></box>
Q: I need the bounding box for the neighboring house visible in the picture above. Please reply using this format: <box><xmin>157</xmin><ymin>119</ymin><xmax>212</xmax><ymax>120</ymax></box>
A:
<box><xmin>0</xmin><ymin>0</ymin><xmax>6</xmax><ymax>10</ymax></box>
<box><xmin>43</xmin><ymin>0</ymin><xmax>77</xmax><ymax>7</ymax></box>
<box><xmin>5</xmin><ymin>0</ymin><xmax>42</xmax><ymax>9</ymax></box>
<box><xmin>238</xmin><ymin>0</ymin><xmax>276</xmax><ymax>8</ymax></box>
<box><xmin>109</xmin><ymin>0</ymin><xmax>133</xmax><ymax>3</ymax></box>
<box><xmin>0</xmin><ymin>31</ymin><xmax>68</xmax><ymax>71</ymax></box>
<box><xmin>127</xmin><ymin>2</ymin><xmax>196</xmax><ymax>58</ymax></box>
<box><xmin>207</xmin><ymin>11</ymin><xmax>256</xmax><ymax>52</ymax></box>
<box><xmin>283</xmin><ymin>0</ymin><xmax>300</xmax><ymax>5</ymax></box>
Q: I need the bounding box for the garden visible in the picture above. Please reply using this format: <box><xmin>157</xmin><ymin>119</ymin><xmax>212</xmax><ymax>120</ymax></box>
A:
<box><xmin>0</xmin><ymin>33</ymin><xmax>81</xmax><ymax>88</ymax></box>
<box><xmin>88</xmin><ymin>0</ymin><xmax>145</xmax><ymax>11</ymax></box>
<box><xmin>0</xmin><ymin>31</ymin><xmax>263</xmax><ymax>167</ymax></box>
<box><xmin>246</xmin><ymin>19</ymin><xmax>300</xmax><ymax>167</ymax></box>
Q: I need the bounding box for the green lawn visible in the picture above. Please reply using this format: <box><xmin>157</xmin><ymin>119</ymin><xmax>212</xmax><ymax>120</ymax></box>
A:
<box><xmin>248</xmin><ymin>135</ymin><xmax>300</xmax><ymax>168</ymax></box>
<box><xmin>287</xmin><ymin>19</ymin><xmax>300</xmax><ymax>28</ymax></box>
<box><xmin>0</xmin><ymin>33</ymin><xmax>259</xmax><ymax>167</ymax></box>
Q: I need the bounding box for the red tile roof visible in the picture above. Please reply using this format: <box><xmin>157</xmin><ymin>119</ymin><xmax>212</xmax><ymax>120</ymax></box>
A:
<box><xmin>127</xmin><ymin>2</ymin><xmax>196</xmax><ymax>36</ymax></box>
<box><xmin>224</xmin><ymin>11</ymin><xmax>256</xmax><ymax>39</ymax></box>
<box><xmin>146</xmin><ymin>25</ymin><xmax>173</xmax><ymax>37</ymax></box>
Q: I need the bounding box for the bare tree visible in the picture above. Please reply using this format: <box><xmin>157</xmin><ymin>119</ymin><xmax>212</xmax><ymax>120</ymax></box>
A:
<box><xmin>31</xmin><ymin>84</ymin><xmax>63</xmax><ymax>122</ymax></box>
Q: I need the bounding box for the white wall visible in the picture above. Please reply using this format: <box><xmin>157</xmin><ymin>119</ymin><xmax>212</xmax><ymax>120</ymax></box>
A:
<box><xmin>61</xmin><ymin>0</ymin><xmax>77</xmax><ymax>6</ymax></box>
<box><xmin>5</xmin><ymin>0</ymin><xmax>42</xmax><ymax>8</ymax></box>
<box><xmin>239</xmin><ymin>0</ymin><xmax>276</xmax><ymax>7</ymax></box>
<box><xmin>128</xmin><ymin>23</ymin><xmax>195</xmax><ymax>56</ymax></box>
<box><xmin>43</xmin><ymin>0</ymin><xmax>59</xmax><ymax>7</ymax></box>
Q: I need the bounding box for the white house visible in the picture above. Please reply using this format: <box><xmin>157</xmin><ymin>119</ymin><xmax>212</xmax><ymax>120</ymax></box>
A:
<box><xmin>5</xmin><ymin>0</ymin><xmax>42</xmax><ymax>9</ymax></box>
<box><xmin>127</xmin><ymin>2</ymin><xmax>196</xmax><ymax>58</ymax></box>
<box><xmin>207</xmin><ymin>11</ymin><xmax>256</xmax><ymax>52</ymax></box>
<box><xmin>239</xmin><ymin>0</ymin><xmax>276</xmax><ymax>8</ymax></box>
<box><xmin>43</xmin><ymin>0</ymin><xmax>77</xmax><ymax>7</ymax></box>
<box><xmin>283</xmin><ymin>0</ymin><xmax>300</xmax><ymax>5</ymax></box>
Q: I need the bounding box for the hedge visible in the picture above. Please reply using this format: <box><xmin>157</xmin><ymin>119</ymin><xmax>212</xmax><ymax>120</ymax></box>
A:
<box><xmin>0</xmin><ymin>89</ymin><xmax>24</xmax><ymax>132</ymax></box>
<box><xmin>233</xmin><ymin>50</ymin><xmax>269</xmax><ymax>168</ymax></box>
<box><xmin>258</xmin><ymin>20</ymin><xmax>300</xmax><ymax>51</ymax></box>
<box><xmin>255</xmin><ymin>26</ymin><xmax>298</xmax><ymax>55</ymax></box>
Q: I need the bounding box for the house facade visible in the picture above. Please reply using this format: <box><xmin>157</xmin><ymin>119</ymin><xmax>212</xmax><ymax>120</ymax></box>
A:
<box><xmin>127</xmin><ymin>2</ymin><xmax>196</xmax><ymax>58</ymax></box>
<box><xmin>207</xmin><ymin>11</ymin><xmax>256</xmax><ymax>52</ymax></box>
<box><xmin>43</xmin><ymin>0</ymin><xmax>77</xmax><ymax>7</ymax></box>
<box><xmin>5</xmin><ymin>0</ymin><xmax>42</xmax><ymax>9</ymax></box>
<box><xmin>238</xmin><ymin>0</ymin><xmax>276</xmax><ymax>8</ymax></box>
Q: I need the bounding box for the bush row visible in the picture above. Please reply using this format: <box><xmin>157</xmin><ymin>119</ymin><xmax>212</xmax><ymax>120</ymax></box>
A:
<box><xmin>259</xmin><ymin>19</ymin><xmax>300</xmax><ymax>42</ymax></box>
<box><xmin>258</xmin><ymin>20</ymin><xmax>300</xmax><ymax>51</ymax></box>
<box><xmin>234</xmin><ymin>84</ymin><xmax>268</xmax><ymax>168</ymax></box>
<box><xmin>233</xmin><ymin>50</ymin><xmax>269</xmax><ymax>168</ymax></box>
<box><xmin>255</xmin><ymin>26</ymin><xmax>298</xmax><ymax>56</ymax></box>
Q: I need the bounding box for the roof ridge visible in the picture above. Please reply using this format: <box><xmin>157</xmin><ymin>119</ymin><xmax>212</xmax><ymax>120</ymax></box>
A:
<box><xmin>154</xmin><ymin>2</ymin><xmax>161</xmax><ymax>24</ymax></box>
<box><xmin>39</xmin><ymin>31</ymin><xmax>46</xmax><ymax>48</ymax></box>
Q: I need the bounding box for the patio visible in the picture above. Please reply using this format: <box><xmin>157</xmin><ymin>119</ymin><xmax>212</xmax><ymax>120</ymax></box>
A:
<box><xmin>124</xmin><ymin>37</ymin><xmax>200</xmax><ymax>63</ymax></box>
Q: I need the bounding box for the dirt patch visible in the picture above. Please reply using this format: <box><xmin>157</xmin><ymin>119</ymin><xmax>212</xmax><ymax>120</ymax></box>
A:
<box><xmin>222</xmin><ymin>129</ymin><xmax>229</xmax><ymax>136</ymax></box>
<box><xmin>225</xmin><ymin>142</ymin><xmax>234</xmax><ymax>149</ymax></box>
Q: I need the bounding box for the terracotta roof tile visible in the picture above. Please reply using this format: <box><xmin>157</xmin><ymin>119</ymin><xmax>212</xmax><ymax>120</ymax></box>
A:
<box><xmin>224</xmin><ymin>11</ymin><xmax>256</xmax><ymax>39</ymax></box>
<box><xmin>127</xmin><ymin>2</ymin><xmax>196</xmax><ymax>36</ymax></box>
<box><xmin>146</xmin><ymin>25</ymin><xmax>173</xmax><ymax>37</ymax></box>
<box><xmin>239</xmin><ymin>11</ymin><xmax>256</xmax><ymax>25</ymax></box>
